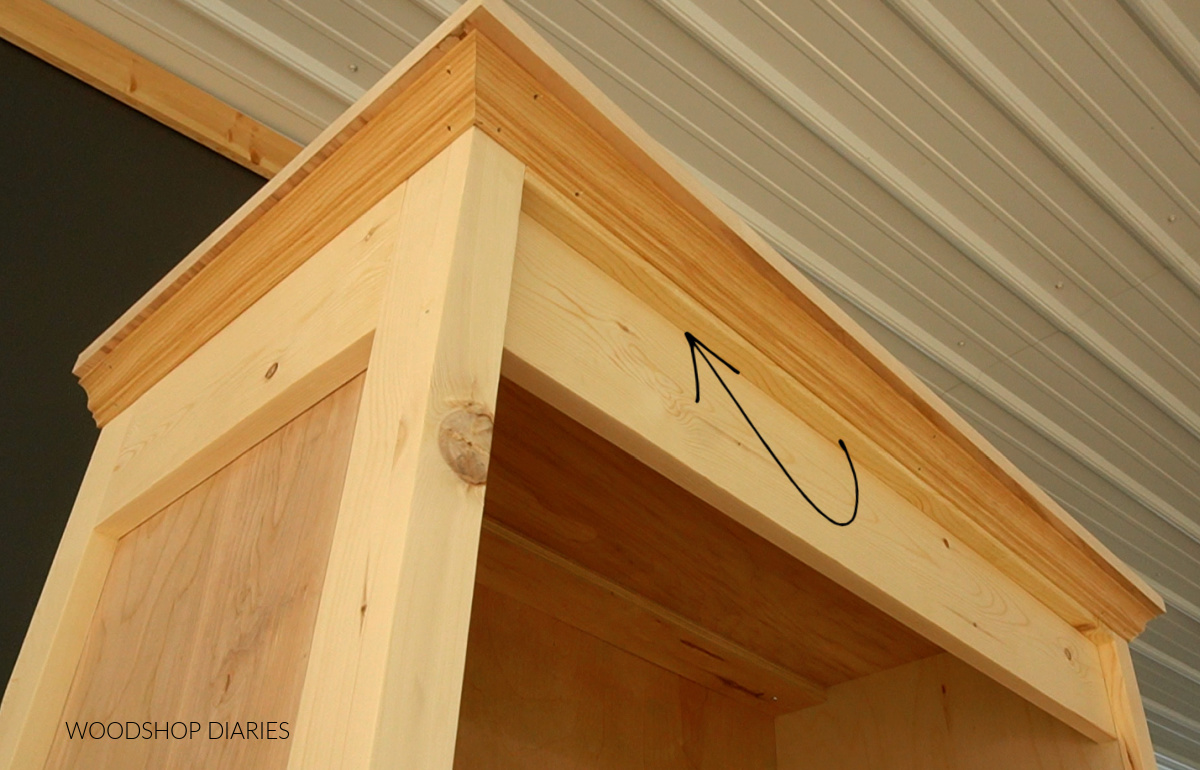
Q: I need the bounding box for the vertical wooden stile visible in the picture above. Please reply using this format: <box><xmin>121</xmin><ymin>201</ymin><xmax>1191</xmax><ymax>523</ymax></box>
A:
<box><xmin>1092</xmin><ymin>629</ymin><xmax>1157</xmax><ymax>770</ymax></box>
<box><xmin>288</xmin><ymin>128</ymin><xmax>525</xmax><ymax>770</ymax></box>
<box><xmin>0</xmin><ymin>411</ymin><xmax>131</xmax><ymax>770</ymax></box>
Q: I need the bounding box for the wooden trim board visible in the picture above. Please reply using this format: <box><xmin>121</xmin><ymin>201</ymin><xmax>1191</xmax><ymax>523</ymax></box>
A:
<box><xmin>73</xmin><ymin>30</ymin><xmax>480</xmax><ymax>426</ymax></box>
<box><xmin>1091</xmin><ymin>629</ymin><xmax>1158</xmax><ymax>770</ymax></box>
<box><xmin>288</xmin><ymin>128</ymin><xmax>525</xmax><ymax>770</ymax></box>
<box><xmin>0</xmin><ymin>0</ymin><xmax>299</xmax><ymax>178</ymax></box>
<box><xmin>70</xmin><ymin>2</ymin><xmax>485</xmax><ymax>391</ymax></box>
<box><xmin>462</xmin><ymin>0</ymin><xmax>1159</xmax><ymax>625</ymax></box>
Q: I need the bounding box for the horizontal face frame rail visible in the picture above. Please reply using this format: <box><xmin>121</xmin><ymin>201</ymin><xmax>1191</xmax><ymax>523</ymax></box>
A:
<box><xmin>502</xmin><ymin>209</ymin><xmax>1115</xmax><ymax>743</ymax></box>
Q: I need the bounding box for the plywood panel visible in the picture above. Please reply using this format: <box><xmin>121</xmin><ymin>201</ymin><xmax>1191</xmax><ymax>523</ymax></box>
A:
<box><xmin>775</xmin><ymin>652</ymin><xmax>1127</xmax><ymax>770</ymax></box>
<box><xmin>484</xmin><ymin>378</ymin><xmax>939</xmax><ymax>691</ymax></box>
<box><xmin>45</xmin><ymin>375</ymin><xmax>364</xmax><ymax>770</ymax></box>
<box><xmin>453</xmin><ymin>585</ymin><xmax>777</xmax><ymax>769</ymax></box>
<box><xmin>475</xmin><ymin>519</ymin><xmax>825</xmax><ymax>714</ymax></box>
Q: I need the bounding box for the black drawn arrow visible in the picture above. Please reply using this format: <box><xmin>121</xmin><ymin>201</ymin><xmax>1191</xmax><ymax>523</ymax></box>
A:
<box><xmin>686</xmin><ymin>331</ymin><xmax>859</xmax><ymax>527</ymax></box>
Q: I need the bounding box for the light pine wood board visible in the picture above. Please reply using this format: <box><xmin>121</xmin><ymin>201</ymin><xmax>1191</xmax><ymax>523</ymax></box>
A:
<box><xmin>74</xmin><ymin>31</ymin><xmax>481</xmax><ymax>425</ymax></box>
<box><xmin>0</xmin><ymin>0</ymin><xmax>299</xmax><ymax>178</ymax></box>
<box><xmin>1091</xmin><ymin>629</ymin><xmax>1158</xmax><ymax>770</ymax></box>
<box><xmin>2</xmin><ymin>182</ymin><xmax>405</xmax><ymax>770</ymax></box>
<box><xmin>43</xmin><ymin>375</ymin><xmax>364</xmax><ymax>770</ymax></box>
<box><xmin>476</xmin><ymin>519</ymin><xmax>826</xmax><ymax>714</ymax></box>
<box><xmin>0</xmin><ymin>409</ymin><xmax>131</xmax><ymax>770</ymax></box>
<box><xmin>97</xmin><ymin>180</ymin><xmax>408</xmax><ymax>537</ymax></box>
<box><xmin>71</xmin><ymin>0</ymin><xmax>491</xmax><ymax>386</ymax></box>
<box><xmin>502</xmin><ymin>211</ymin><xmax>1115</xmax><ymax>741</ymax></box>
<box><xmin>288</xmin><ymin>129</ymin><xmax>525</xmax><ymax>770</ymax></box>
<box><xmin>519</xmin><ymin>177</ymin><xmax>1100</xmax><ymax>640</ymax></box>
<box><xmin>453</xmin><ymin>585</ymin><xmax>778</xmax><ymax>770</ymax></box>
<box><xmin>483</xmin><ymin>378</ymin><xmax>937</xmax><ymax>693</ymax></box>
<box><xmin>775</xmin><ymin>652</ymin><xmax>1128</xmax><ymax>770</ymax></box>
<box><xmin>71</xmin><ymin>0</ymin><xmax>489</xmax><ymax>386</ymax></box>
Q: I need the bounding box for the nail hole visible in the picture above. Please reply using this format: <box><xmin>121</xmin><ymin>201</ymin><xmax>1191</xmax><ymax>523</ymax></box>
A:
<box><xmin>533</xmin><ymin>93</ymin><xmax>540</xmax><ymax>100</ymax></box>
<box><xmin>942</xmin><ymin>538</ymin><xmax>949</xmax><ymax>548</ymax></box>
<box><xmin>574</xmin><ymin>191</ymin><xmax>581</xmax><ymax>197</ymax></box>
<box><xmin>265</xmin><ymin>362</ymin><xmax>278</xmax><ymax>380</ymax></box>
<box><xmin>1064</xmin><ymin>647</ymin><xmax>1073</xmax><ymax>661</ymax></box>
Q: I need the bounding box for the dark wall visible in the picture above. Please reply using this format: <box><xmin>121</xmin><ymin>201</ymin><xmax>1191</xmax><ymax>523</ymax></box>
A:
<box><xmin>0</xmin><ymin>40</ymin><xmax>264</xmax><ymax>686</ymax></box>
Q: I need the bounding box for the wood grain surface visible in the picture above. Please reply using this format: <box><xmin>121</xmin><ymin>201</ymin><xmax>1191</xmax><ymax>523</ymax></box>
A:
<box><xmin>44</xmin><ymin>376</ymin><xmax>363</xmax><ymax>770</ymax></box>
<box><xmin>454</xmin><ymin>585</ymin><xmax>778</xmax><ymax>770</ymax></box>
<box><xmin>75</xmin><ymin>32</ymin><xmax>478</xmax><ymax>426</ymax></box>
<box><xmin>776</xmin><ymin>652</ymin><xmax>1129</xmax><ymax>770</ymax></box>
<box><xmin>484</xmin><ymin>378</ymin><xmax>939</xmax><ymax>693</ymax></box>
<box><xmin>473</xmin><ymin>25</ymin><xmax>1158</xmax><ymax>638</ymax></box>
<box><xmin>502</xmin><ymin>213</ymin><xmax>1116</xmax><ymax>741</ymax></box>
<box><xmin>475</xmin><ymin>519</ymin><xmax>827</xmax><ymax>714</ymax></box>
<box><xmin>287</xmin><ymin>130</ymin><xmax>525</xmax><ymax>770</ymax></box>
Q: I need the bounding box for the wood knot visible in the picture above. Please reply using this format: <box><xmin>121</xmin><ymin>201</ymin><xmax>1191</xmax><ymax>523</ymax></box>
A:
<box><xmin>438</xmin><ymin>403</ymin><xmax>494</xmax><ymax>485</ymax></box>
